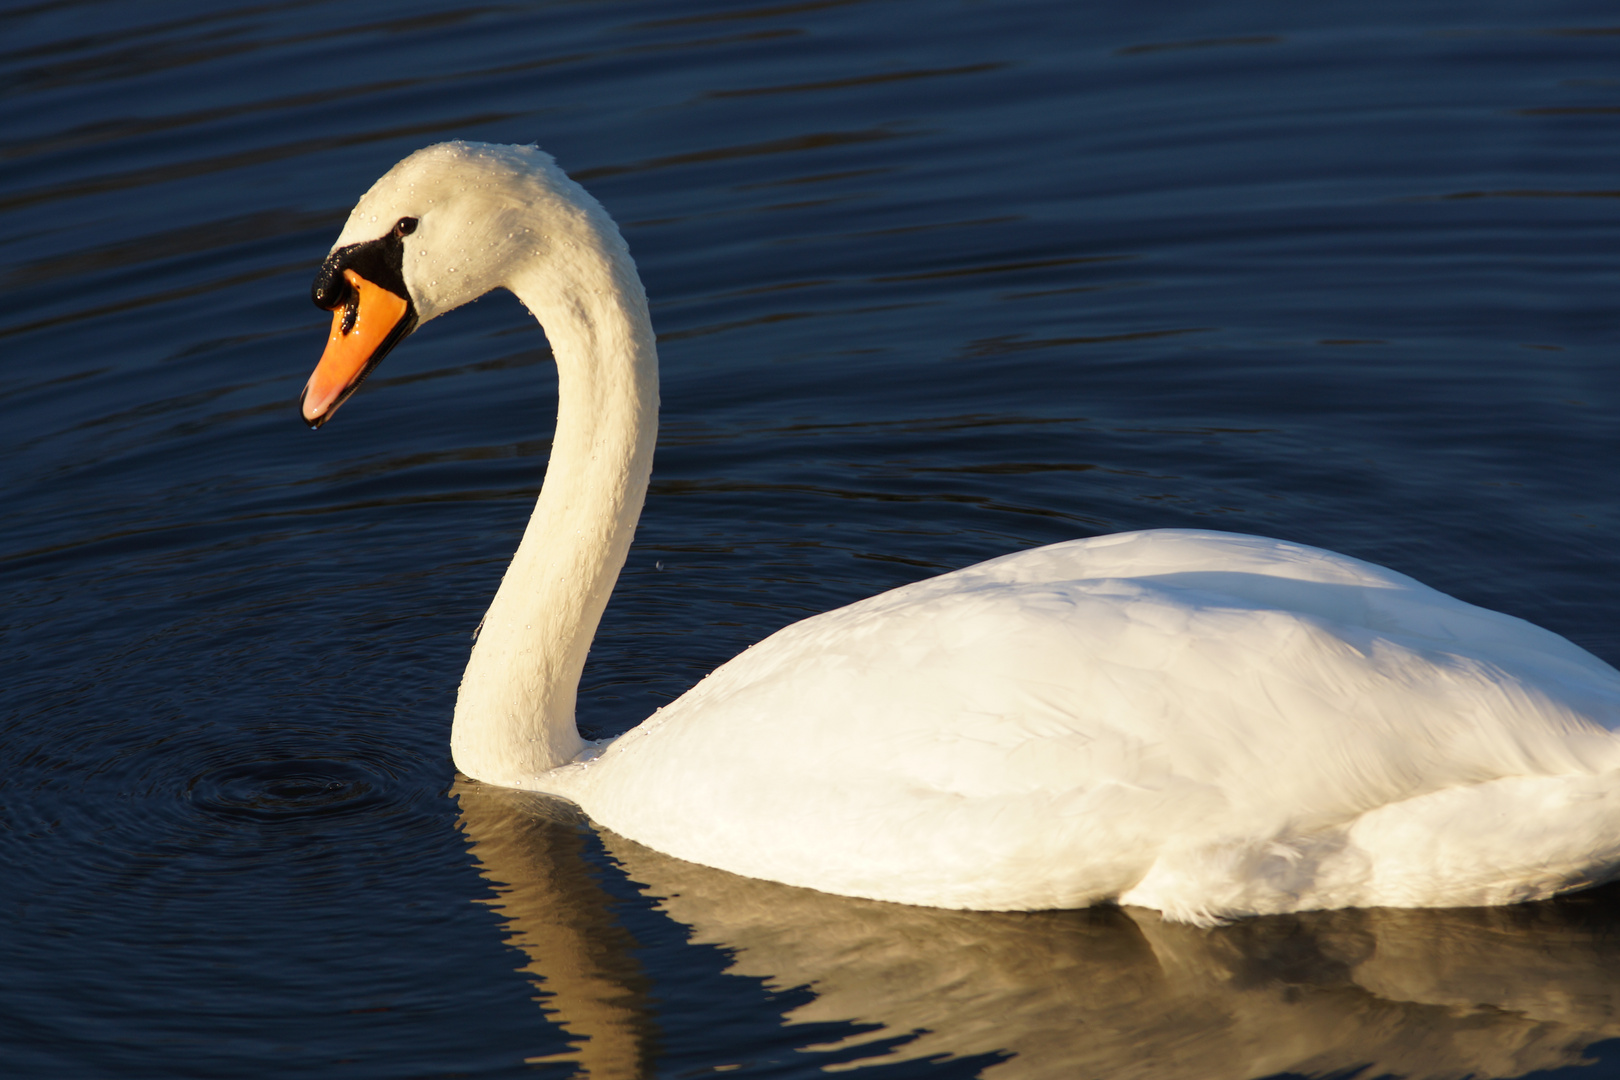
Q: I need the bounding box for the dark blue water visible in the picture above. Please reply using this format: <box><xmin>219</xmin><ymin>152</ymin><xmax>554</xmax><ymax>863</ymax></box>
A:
<box><xmin>4</xmin><ymin>1</ymin><xmax>1620</xmax><ymax>1076</ymax></box>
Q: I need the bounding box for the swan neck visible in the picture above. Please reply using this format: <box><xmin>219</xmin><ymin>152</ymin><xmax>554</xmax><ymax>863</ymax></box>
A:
<box><xmin>450</xmin><ymin>207</ymin><xmax>658</xmax><ymax>788</ymax></box>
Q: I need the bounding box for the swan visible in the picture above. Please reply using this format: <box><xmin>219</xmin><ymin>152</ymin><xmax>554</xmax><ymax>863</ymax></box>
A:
<box><xmin>301</xmin><ymin>141</ymin><xmax>1620</xmax><ymax>923</ymax></box>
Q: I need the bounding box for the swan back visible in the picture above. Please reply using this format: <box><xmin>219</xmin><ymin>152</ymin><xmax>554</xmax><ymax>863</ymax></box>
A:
<box><xmin>556</xmin><ymin>530</ymin><xmax>1620</xmax><ymax>917</ymax></box>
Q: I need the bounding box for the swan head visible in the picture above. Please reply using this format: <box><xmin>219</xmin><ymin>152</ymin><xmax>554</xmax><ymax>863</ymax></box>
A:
<box><xmin>301</xmin><ymin>141</ymin><xmax>590</xmax><ymax>427</ymax></box>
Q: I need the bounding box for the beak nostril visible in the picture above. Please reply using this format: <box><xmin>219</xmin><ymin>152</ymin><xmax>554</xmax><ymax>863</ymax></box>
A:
<box><xmin>340</xmin><ymin>294</ymin><xmax>359</xmax><ymax>335</ymax></box>
<box><xmin>312</xmin><ymin>273</ymin><xmax>355</xmax><ymax>312</ymax></box>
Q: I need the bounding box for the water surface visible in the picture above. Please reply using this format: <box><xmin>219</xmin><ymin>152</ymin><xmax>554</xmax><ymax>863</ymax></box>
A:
<box><xmin>3</xmin><ymin>0</ymin><xmax>1619</xmax><ymax>1077</ymax></box>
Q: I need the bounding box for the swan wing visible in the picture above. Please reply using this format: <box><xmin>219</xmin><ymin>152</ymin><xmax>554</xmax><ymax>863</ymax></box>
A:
<box><xmin>563</xmin><ymin>530</ymin><xmax>1620</xmax><ymax>915</ymax></box>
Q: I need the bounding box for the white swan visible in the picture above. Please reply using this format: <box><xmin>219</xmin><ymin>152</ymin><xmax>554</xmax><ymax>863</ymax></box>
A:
<box><xmin>302</xmin><ymin>141</ymin><xmax>1620</xmax><ymax>923</ymax></box>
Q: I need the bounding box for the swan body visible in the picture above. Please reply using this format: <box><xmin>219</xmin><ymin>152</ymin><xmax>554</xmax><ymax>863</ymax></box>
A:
<box><xmin>304</xmin><ymin>142</ymin><xmax>1620</xmax><ymax>922</ymax></box>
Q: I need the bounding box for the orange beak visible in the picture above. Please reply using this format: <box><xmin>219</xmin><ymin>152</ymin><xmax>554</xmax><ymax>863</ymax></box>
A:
<box><xmin>301</xmin><ymin>269</ymin><xmax>412</xmax><ymax>428</ymax></box>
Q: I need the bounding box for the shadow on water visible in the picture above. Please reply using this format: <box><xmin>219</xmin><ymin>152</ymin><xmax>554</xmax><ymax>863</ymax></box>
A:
<box><xmin>456</xmin><ymin>779</ymin><xmax>1620</xmax><ymax>1080</ymax></box>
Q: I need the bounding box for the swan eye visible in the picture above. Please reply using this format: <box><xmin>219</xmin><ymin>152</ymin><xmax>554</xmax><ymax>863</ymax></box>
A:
<box><xmin>394</xmin><ymin>217</ymin><xmax>418</xmax><ymax>237</ymax></box>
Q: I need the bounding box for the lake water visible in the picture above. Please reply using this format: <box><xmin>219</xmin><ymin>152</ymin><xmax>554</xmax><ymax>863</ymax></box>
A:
<box><xmin>4</xmin><ymin>0</ymin><xmax>1620</xmax><ymax>1076</ymax></box>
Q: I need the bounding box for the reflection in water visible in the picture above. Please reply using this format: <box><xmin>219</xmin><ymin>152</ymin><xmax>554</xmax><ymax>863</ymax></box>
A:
<box><xmin>456</xmin><ymin>780</ymin><xmax>1620</xmax><ymax>1079</ymax></box>
<box><xmin>456</xmin><ymin>782</ymin><xmax>657</xmax><ymax>1076</ymax></box>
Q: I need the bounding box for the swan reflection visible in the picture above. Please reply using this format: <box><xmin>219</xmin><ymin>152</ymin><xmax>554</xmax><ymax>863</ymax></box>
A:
<box><xmin>456</xmin><ymin>779</ymin><xmax>1620</xmax><ymax>1079</ymax></box>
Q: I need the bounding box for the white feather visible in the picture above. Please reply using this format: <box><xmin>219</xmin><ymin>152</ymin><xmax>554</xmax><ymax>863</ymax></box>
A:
<box><xmin>323</xmin><ymin>142</ymin><xmax>1620</xmax><ymax>922</ymax></box>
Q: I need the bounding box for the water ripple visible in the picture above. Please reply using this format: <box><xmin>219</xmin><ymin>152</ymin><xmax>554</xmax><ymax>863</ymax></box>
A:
<box><xmin>188</xmin><ymin>757</ymin><xmax>385</xmax><ymax>823</ymax></box>
<box><xmin>5</xmin><ymin>0</ymin><xmax>1620</xmax><ymax>1075</ymax></box>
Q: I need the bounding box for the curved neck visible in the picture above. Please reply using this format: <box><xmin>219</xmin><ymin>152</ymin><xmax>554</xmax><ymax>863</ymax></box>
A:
<box><xmin>451</xmin><ymin>214</ymin><xmax>658</xmax><ymax>787</ymax></box>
